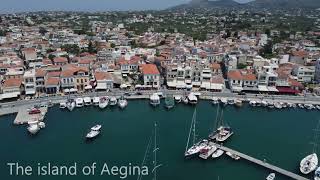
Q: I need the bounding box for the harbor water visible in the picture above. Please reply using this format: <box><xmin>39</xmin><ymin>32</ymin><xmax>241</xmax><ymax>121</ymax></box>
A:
<box><xmin>0</xmin><ymin>100</ymin><xmax>319</xmax><ymax>180</ymax></box>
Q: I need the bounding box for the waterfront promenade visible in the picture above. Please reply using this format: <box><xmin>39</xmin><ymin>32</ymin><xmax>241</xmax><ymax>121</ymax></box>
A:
<box><xmin>1</xmin><ymin>90</ymin><xmax>320</xmax><ymax>116</ymax></box>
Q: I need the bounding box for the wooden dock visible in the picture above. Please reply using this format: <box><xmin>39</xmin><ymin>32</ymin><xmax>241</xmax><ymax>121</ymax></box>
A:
<box><xmin>216</xmin><ymin>144</ymin><xmax>309</xmax><ymax>180</ymax></box>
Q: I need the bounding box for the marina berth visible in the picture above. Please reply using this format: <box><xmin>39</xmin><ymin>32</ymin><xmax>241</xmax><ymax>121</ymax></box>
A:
<box><xmin>150</xmin><ymin>93</ymin><xmax>160</xmax><ymax>107</ymax></box>
<box><xmin>99</xmin><ymin>96</ymin><xmax>109</xmax><ymax>109</ymax></box>
<box><xmin>199</xmin><ymin>143</ymin><xmax>217</xmax><ymax>160</ymax></box>
<box><xmin>226</xmin><ymin>151</ymin><xmax>240</xmax><ymax>160</ymax></box>
<box><xmin>93</xmin><ymin>97</ymin><xmax>100</xmax><ymax>106</ymax></box>
<box><xmin>75</xmin><ymin>98</ymin><xmax>84</xmax><ymax>107</ymax></box>
<box><xmin>84</xmin><ymin>97</ymin><xmax>92</xmax><ymax>106</ymax></box>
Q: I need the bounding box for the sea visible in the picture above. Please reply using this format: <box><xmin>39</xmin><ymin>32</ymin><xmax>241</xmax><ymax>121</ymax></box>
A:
<box><xmin>0</xmin><ymin>100</ymin><xmax>319</xmax><ymax>180</ymax></box>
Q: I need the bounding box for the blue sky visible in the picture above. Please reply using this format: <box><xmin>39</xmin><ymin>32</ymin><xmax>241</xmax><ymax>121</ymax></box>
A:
<box><xmin>0</xmin><ymin>0</ymin><xmax>253</xmax><ymax>13</ymax></box>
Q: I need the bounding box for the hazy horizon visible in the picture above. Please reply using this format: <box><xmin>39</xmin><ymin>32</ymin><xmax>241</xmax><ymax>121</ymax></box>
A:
<box><xmin>0</xmin><ymin>0</ymin><xmax>253</xmax><ymax>13</ymax></box>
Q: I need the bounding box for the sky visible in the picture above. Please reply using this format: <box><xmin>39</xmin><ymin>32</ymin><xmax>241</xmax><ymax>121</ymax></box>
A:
<box><xmin>0</xmin><ymin>0</ymin><xmax>253</xmax><ymax>13</ymax></box>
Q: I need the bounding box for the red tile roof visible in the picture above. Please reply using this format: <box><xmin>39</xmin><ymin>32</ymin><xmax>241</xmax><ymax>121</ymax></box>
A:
<box><xmin>227</xmin><ymin>70</ymin><xmax>242</xmax><ymax>80</ymax></box>
<box><xmin>140</xmin><ymin>64</ymin><xmax>159</xmax><ymax>75</ymax></box>
<box><xmin>3</xmin><ymin>78</ymin><xmax>22</xmax><ymax>88</ymax></box>
<box><xmin>45</xmin><ymin>77</ymin><xmax>60</xmax><ymax>86</ymax></box>
<box><xmin>94</xmin><ymin>72</ymin><xmax>113</xmax><ymax>81</ymax></box>
<box><xmin>53</xmin><ymin>57</ymin><xmax>68</xmax><ymax>63</ymax></box>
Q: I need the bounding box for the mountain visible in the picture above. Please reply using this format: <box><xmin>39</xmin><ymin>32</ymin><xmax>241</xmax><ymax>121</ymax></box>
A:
<box><xmin>247</xmin><ymin>0</ymin><xmax>320</xmax><ymax>9</ymax></box>
<box><xmin>170</xmin><ymin>0</ymin><xmax>320</xmax><ymax>10</ymax></box>
<box><xmin>171</xmin><ymin>0</ymin><xmax>241</xmax><ymax>10</ymax></box>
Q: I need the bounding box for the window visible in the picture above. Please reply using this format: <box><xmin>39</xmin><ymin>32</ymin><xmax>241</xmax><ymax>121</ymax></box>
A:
<box><xmin>63</xmin><ymin>79</ymin><xmax>66</xmax><ymax>84</ymax></box>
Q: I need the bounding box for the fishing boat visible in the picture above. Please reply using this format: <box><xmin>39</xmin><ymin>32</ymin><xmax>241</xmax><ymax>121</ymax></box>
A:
<box><xmin>66</xmin><ymin>99</ymin><xmax>76</xmax><ymax>111</ymax></box>
<box><xmin>165</xmin><ymin>95</ymin><xmax>175</xmax><ymax>109</ymax></box>
<box><xmin>314</xmin><ymin>167</ymin><xmax>320</xmax><ymax>180</ymax></box>
<box><xmin>187</xmin><ymin>93</ymin><xmax>198</xmax><ymax>105</ymax></box>
<box><xmin>174</xmin><ymin>96</ymin><xmax>182</xmax><ymax>103</ymax></box>
<box><xmin>266</xmin><ymin>173</ymin><xmax>276</xmax><ymax>180</ymax></box>
<box><xmin>150</xmin><ymin>93</ymin><xmax>160</xmax><ymax>107</ymax></box>
<box><xmin>199</xmin><ymin>143</ymin><xmax>217</xmax><ymax>160</ymax></box>
<box><xmin>99</xmin><ymin>96</ymin><xmax>109</xmax><ymax>109</ymax></box>
<box><xmin>300</xmin><ymin>153</ymin><xmax>318</xmax><ymax>174</ymax></box>
<box><xmin>84</xmin><ymin>97</ymin><xmax>92</xmax><ymax>106</ymax></box>
<box><xmin>59</xmin><ymin>102</ymin><xmax>67</xmax><ymax>109</ymax></box>
<box><xmin>118</xmin><ymin>96</ymin><xmax>128</xmax><ymax>109</ymax></box>
<box><xmin>93</xmin><ymin>97</ymin><xmax>100</xmax><ymax>106</ymax></box>
<box><xmin>212</xmin><ymin>97</ymin><xmax>219</xmax><ymax>105</ymax></box>
<box><xmin>75</xmin><ymin>98</ymin><xmax>84</xmax><ymax>107</ymax></box>
<box><xmin>212</xmin><ymin>149</ymin><xmax>224</xmax><ymax>159</ymax></box>
<box><xmin>226</xmin><ymin>151</ymin><xmax>240</xmax><ymax>160</ymax></box>
<box><xmin>109</xmin><ymin>97</ymin><xmax>118</xmax><ymax>106</ymax></box>
<box><xmin>234</xmin><ymin>99</ymin><xmax>243</xmax><ymax>107</ymax></box>
<box><xmin>185</xmin><ymin>109</ymin><xmax>208</xmax><ymax>158</ymax></box>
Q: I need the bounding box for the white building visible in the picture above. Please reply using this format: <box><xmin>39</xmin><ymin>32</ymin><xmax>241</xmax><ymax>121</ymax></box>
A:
<box><xmin>23</xmin><ymin>69</ymin><xmax>36</xmax><ymax>95</ymax></box>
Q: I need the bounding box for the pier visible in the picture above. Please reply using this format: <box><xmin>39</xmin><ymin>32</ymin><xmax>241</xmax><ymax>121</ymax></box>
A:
<box><xmin>215</xmin><ymin>144</ymin><xmax>309</xmax><ymax>180</ymax></box>
<box><xmin>14</xmin><ymin>106</ymin><xmax>48</xmax><ymax>125</ymax></box>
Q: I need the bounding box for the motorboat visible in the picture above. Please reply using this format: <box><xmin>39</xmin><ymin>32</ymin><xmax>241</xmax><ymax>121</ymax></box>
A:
<box><xmin>150</xmin><ymin>93</ymin><xmax>160</xmax><ymax>107</ymax></box>
<box><xmin>249</xmin><ymin>100</ymin><xmax>256</xmax><ymax>106</ymax></box>
<box><xmin>314</xmin><ymin>167</ymin><xmax>320</xmax><ymax>180</ymax></box>
<box><xmin>220</xmin><ymin>98</ymin><xmax>228</xmax><ymax>106</ymax></box>
<box><xmin>91</xmin><ymin>124</ymin><xmax>102</xmax><ymax>131</ymax></box>
<box><xmin>199</xmin><ymin>143</ymin><xmax>217</xmax><ymax>160</ymax></box>
<box><xmin>76</xmin><ymin>98</ymin><xmax>84</xmax><ymax>107</ymax></box>
<box><xmin>27</xmin><ymin>121</ymin><xmax>40</xmax><ymax>135</ymax></box>
<box><xmin>305</xmin><ymin>104</ymin><xmax>315</xmax><ymax>110</ymax></box>
<box><xmin>118</xmin><ymin>96</ymin><xmax>128</xmax><ymax>109</ymax></box>
<box><xmin>261</xmin><ymin>101</ymin><xmax>268</xmax><ymax>107</ymax></box>
<box><xmin>59</xmin><ymin>102</ymin><xmax>67</xmax><ymax>109</ymax></box>
<box><xmin>266</xmin><ymin>173</ymin><xmax>276</xmax><ymax>180</ymax></box>
<box><xmin>274</xmin><ymin>102</ymin><xmax>282</xmax><ymax>109</ymax></box>
<box><xmin>187</xmin><ymin>93</ymin><xmax>198</xmax><ymax>105</ymax></box>
<box><xmin>165</xmin><ymin>95</ymin><xmax>175</xmax><ymax>109</ymax></box>
<box><xmin>93</xmin><ymin>97</ymin><xmax>100</xmax><ymax>106</ymax></box>
<box><xmin>182</xmin><ymin>96</ymin><xmax>188</xmax><ymax>104</ymax></box>
<box><xmin>84</xmin><ymin>97</ymin><xmax>92</xmax><ymax>106</ymax></box>
<box><xmin>316</xmin><ymin>105</ymin><xmax>320</xmax><ymax>110</ymax></box>
<box><xmin>212</xmin><ymin>149</ymin><xmax>224</xmax><ymax>159</ymax></box>
<box><xmin>99</xmin><ymin>96</ymin><xmax>109</xmax><ymax>109</ymax></box>
<box><xmin>212</xmin><ymin>97</ymin><xmax>219</xmax><ymax>105</ymax></box>
<box><xmin>226</xmin><ymin>151</ymin><xmax>240</xmax><ymax>160</ymax></box>
<box><xmin>298</xmin><ymin>103</ymin><xmax>305</xmax><ymax>108</ymax></box>
<box><xmin>38</xmin><ymin>122</ymin><xmax>46</xmax><ymax>129</ymax></box>
<box><xmin>109</xmin><ymin>97</ymin><xmax>118</xmax><ymax>106</ymax></box>
<box><xmin>174</xmin><ymin>96</ymin><xmax>182</xmax><ymax>103</ymax></box>
<box><xmin>300</xmin><ymin>153</ymin><xmax>318</xmax><ymax>174</ymax></box>
<box><xmin>227</xmin><ymin>99</ymin><xmax>235</xmax><ymax>105</ymax></box>
<box><xmin>66</xmin><ymin>99</ymin><xmax>75</xmax><ymax>111</ymax></box>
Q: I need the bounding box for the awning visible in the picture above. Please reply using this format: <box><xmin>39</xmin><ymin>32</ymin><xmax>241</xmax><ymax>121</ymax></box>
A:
<box><xmin>277</xmin><ymin>87</ymin><xmax>300</xmax><ymax>94</ymax></box>
<box><xmin>0</xmin><ymin>92</ymin><xmax>20</xmax><ymax>100</ymax></box>
<box><xmin>167</xmin><ymin>81</ymin><xmax>177</xmax><ymax>88</ymax></box>
<box><xmin>96</xmin><ymin>83</ymin><xmax>107</xmax><ymax>90</ymax></box>
<box><xmin>232</xmin><ymin>86</ymin><xmax>243</xmax><ymax>92</ymax></box>
<box><xmin>258</xmin><ymin>85</ymin><xmax>269</xmax><ymax>92</ymax></box>
<box><xmin>135</xmin><ymin>84</ymin><xmax>142</xmax><ymax>89</ymax></box>
<box><xmin>69</xmin><ymin>88</ymin><xmax>78</xmax><ymax>92</ymax></box>
<box><xmin>267</xmin><ymin>86</ymin><xmax>278</xmax><ymax>92</ymax></box>
<box><xmin>85</xmin><ymin>85</ymin><xmax>92</xmax><ymax>90</ymax></box>
<box><xmin>25</xmin><ymin>89</ymin><xmax>36</xmax><ymax>95</ymax></box>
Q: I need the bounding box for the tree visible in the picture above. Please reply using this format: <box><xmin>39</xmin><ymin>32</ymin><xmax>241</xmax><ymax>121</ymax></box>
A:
<box><xmin>110</xmin><ymin>43</ymin><xmax>116</xmax><ymax>48</ymax></box>
<box><xmin>259</xmin><ymin>40</ymin><xmax>275</xmax><ymax>58</ymax></box>
<box><xmin>88</xmin><ymin>41</ymin><xmax>95</xmax><ymax>54</ymax></box>
<box><xmin>48</xmin><ymin>54</ymin><xmax>56</xmax><ymax>61</ymax></box>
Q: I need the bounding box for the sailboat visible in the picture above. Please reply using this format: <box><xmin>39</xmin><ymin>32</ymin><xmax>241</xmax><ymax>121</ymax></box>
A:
<box><xmin>66</xmin><ymin>93</ymin><xmax>75</xmax><ymax>111</ymax></box>
<box><xmin>300</xmin><ymin>120</ymin><xmax>320</xmax><ymax>174</ymax></box>
<box><xmin>185</xmin><ymin>109</ymin><xmax>208</xmax><ymax>158</ymax></box>
<box><xmin>209</xmin><ymin>104</ymin><xmax>233</xmax><ymax>142</ymax></box>
<box><xmin>152</xmin><ymin>122</ymin><xmax>162</xmax><ymax>180</ymax></box>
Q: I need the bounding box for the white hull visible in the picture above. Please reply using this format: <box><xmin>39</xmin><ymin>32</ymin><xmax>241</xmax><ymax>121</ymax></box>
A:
<box><xmin>67</xmin><ymin>102</ymin><xmax>75</xmax><ymax>111</ymax></box>
<box><xmin>212</xmin><ymin>149</ymin><xmax>224</xmax><ymax>158</ymax></box>
<box><xmin>199</xmin><ymin>144</ymin><xmax>217</xmax><ymax>160</ymax></box>
<box><xmin>185</xmin><ymin>140</ymin><xmax>208</xmax><ymax>157</ymax></box>
<box><xmin>266</xmin><ymin>173</ymin><xmax>276</xmax><ymax>180</ymax></box>
<box><xmin>109</xmin><ymin>97</ymin><xmax>118</xmax><ymax>106</ymax></box>
<box><xmin>315</xmin><ymin>167</ymin><xmax>320</xmax><ymax>180</ymax></box>
<box><xmin>300</xmin><ymin>153</ymin><xmax>318</xmax><ymax>174</ymax></box>
<box><xmin>59</xmin><ymin>102</ymin><xmax>67</xmax><ymax>109</ymax></box>
<box><xmin>226</xmin><ymin>151</ymin><xmax>240</xmax><ymax>160</ymax></box>
<box><xmin>99</xmin><ymin>97</ymin><xmax>109</xmax><ymax>109</ymax></box>
<box><xmin>118</xmin><ymin>100</ymin><xmax>128</xmax><ymax>109</ymax></box>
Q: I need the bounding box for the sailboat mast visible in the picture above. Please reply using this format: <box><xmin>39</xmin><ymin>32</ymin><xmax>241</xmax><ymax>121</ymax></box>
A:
<box><xmin>154</xmin><ymin>122</ymin><xmax>157</xmax><ymax>180</ymax></box>
<box><xmin>312</xmin><ymin>120</ymin><xmax>320</xmax><ymax>153</ymax></box>
<box><xmin>214</xmin><ymin>104</ymin><xmax>220</xmax><ymax>131</ymax></box>
<box><xmin>185</xmin><ymin>108</ymin><xmax>196</xmax><ymax>153</ymax></box>
<box><xmin>193</xmin><ymin>109</ymin><xmax>196</xmax><ymax>145</ymax></box>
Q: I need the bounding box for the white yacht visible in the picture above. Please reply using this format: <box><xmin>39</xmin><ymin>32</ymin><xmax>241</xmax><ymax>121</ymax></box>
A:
<box><xmin>59</xmin><ymin>102</ymin><xmax>67</xmax><ymax>109</ymax></box>
<box><xmin>76</xmin><ymin>98</ymin><xmax>84</xmax><ymax>107</ymax></box>
<box><xmin>187</xmin><ymin>93</ymin><xmax>198</xmax><ymax>105</ymax></box>
<box><xmin>185</xmin><ymin>140</ymin><xmax>208</xmax><ymax>157</ymax></box>
<box><xmin>212</xmin><ymin>149</ymin><xmax>224</xmax><ymax>159</ymax></box>
<box><xmin>261</xmin><ymin>100</ymin><xmax>268</xmax><ymax>107</ymax></box>
<box><xmin>300</xmin><ymin>153</ymin><xmax>318</xmax><ymax>174</ymax></box>
<box><xmin>183</xmin><ymin>96</ymin><xmax>189</xmax><ymax>104</ymax></box>
<box><xmin>174</xmin><ymin>96</ymin><xmax>182</xmax><ymax>103</ymax></box>
<box><xmin>84</xmin><ymin>97</ymin><xmax>92</xmax><ymax>106</ymax></box>
<box><xmin>66</xmin><ymin>100</ymin><xmax>75</xmax><ymax>111</ymax></box>
<box><xmin>93</xmin><ymin>97</ymin><xmax>100</xmax><ymax>106</ymax></box>
<box><xmin>27</xmin><ymin>121</ymin><xmax>40</xmax><ymax>135</ymax></box>
<box><xmin>109</xmin><ymin>97</ymin><xmax>118</xmax><ymax>106</ymax></box>
<box><xmin>91</xmin><ymin>124</ymin><xmax>102</xmax><ymax>131</ymax></box>
<box><xmin>99</xmin><ymin>96</ymin><xmax>109</xmax><ymax>109</ymax></box>
<box><xmin>227</xmin><ymin>99</ymin><xmax>235</xmax><ymax>105</ymax></box>
<box><xmin>266</xmin><ymin>173</ymin><xmax>275</xmax><ymax>180</ymax></box>
<box><xmin>249</xmin><ymin>100</ymin><xmax>256</xmax><ymax>106</ymax></box>
<box><xmin>216</xmin><ymin>126</ymin><xmax>234</xmax><ymax>142</ymax></box>
<box><xmin>150</xmin><ymin>93</ymin><xmax>160</xmax><ymax>107</ymax></box>
<box><xmin>220</xmin><ymin>98</ymin><xmax>228</xmax><ymax>106</ymax></box>
<box><xmin>305</xmin><ymin>104</ymin><xmax>315</xmax><ymax>110</ymax></box>
<box><xmin>118</xmin><ymin>96</ymin><xmax>128</xmax><ymax>109</ymax></box>
<box><xmin>315</xmin><ymin>167</ymin><xmax>320</xmax><ymax>180</ymax></box>
<box><xmin>234</xmin><ymin>99</ymin><xmax>243</xmax><ymax>107</ymax></box>
<box><xmin>226</xmin><ymin>151</ymin><xmax>240</xmax><ymax>160</ymax></box>
<box><xmin>86</xmin><ymin>125</ymin><xmax>101</xmax><ymax>139</ymax></box>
